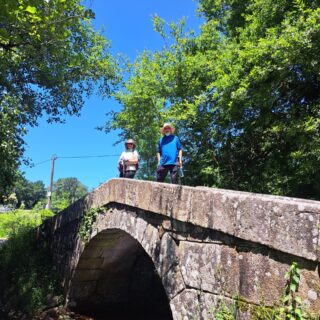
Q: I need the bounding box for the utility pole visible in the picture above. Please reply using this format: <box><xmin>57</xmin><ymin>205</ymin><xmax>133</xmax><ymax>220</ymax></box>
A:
<box><xmin>45</xmin><ymin>154</ymin><xmax>57</xmax><ymax>210</ymax></box>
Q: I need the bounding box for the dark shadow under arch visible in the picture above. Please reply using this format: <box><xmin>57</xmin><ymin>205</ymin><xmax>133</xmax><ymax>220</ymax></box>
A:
<box><xmin>68</xmin><ymin>229</ymin><xmax>173</xmax><ymax>320</ymax></box>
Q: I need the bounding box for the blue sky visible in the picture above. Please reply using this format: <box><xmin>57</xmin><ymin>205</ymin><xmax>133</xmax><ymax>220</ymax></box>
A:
<box><xmin>20</xmin><ymin>0</ymin><xmax>202</xmax><ymax>190</ymax></box>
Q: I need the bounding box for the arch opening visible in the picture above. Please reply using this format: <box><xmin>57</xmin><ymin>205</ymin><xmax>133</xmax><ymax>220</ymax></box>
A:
<box><xmin>68</xmin><ymin>229</ymin><xmax>173</xmax><ymax>320</ymax></box>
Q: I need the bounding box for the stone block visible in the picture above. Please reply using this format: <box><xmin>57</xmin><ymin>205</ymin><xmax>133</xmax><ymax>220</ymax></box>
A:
<box><xmin>77</xmin><ymin>258</ymin><xmax>104</xmax><ymax>269</ymax></box>
<box><xmin>100</xmin><ymin>208</ymin><xmax>122</xmax><ymax>230</ymax></box>
<box><xmin>72</xmin><ymin>269</ymin><xmax>102</xmax><ymax>282</ymax></box>
<box><xmin>198</xmin><ymin>187</ymin><xmax>238</xmax><ymax>236</ymax></box>
<box><xmin>178</xmin><ymin>241</ymin><xmax>240</xmax><ymax>296</ymax></box>
<box><xmin>90</xmin><ymin>182</ymin><xmax>110</xmax><ymax>209</ymax></box>
<box><xmin>200</xmin><ymin>293</ymin><xmax>236</xmax><ymax>320</ymax></box>
<box><xmin>237</xmin><ymin>250</ymin><xmax>286</xmax><ymax>304</ymax></box>
<box><xmin>80</xmin><ymin>246</ymin><xmax>105</xmax><ymax>258</ymax></box>
<box><xmin>171</xmin><ymin>186</ymin><xmax>193</xmax><ymax>222</ymax></box>
<box><xmin>123</xmin><ymin>178</ymin><xmax>140</xmax><ymax>207</ymax></box>
<box><xmin>298</xmin><ymin>268</ymin><xmax>320</xmax><ymax>313</ymax></box>
<box><xmin>190</xmin><ymin>188</ymin><xmax>212</xmax><ymax>227</ymax></box>
<box><xmin>149</xmin><ymin>182</ymin><xmax>179</xmax><ymax>217</ymax></box>
<box><xmin>127</xmin><ymin>216</ymin><xmax>148</xmax><ymax>244</ymax></box>
<box><xmin>170</xmin><ymin>289</ymin><xmax>200</xmax><ymax>320</ymax></box>
<box><xmin>136</xmin><ymin>180</ymin><xmax>153</xmax><ymax>211</ymax></box>
<box><xmin>158</xmin><ymin>232</ymin><xmax>179</xmax><ymax>276</ymax></box>
<box><xmin>87</xmin><ymin>236</ymin><xmax>121</xmax><ymax>248</ymax></box>
<box><xmin>234</xmin><ymin>197</ymin><xmax>320</xmax><ymax>261</ymax></box>
<box><xmin>114</xmin><ymin>178</ymin><xmax>126</xmax><ymax>201</ymax></box>
<box><xmin>140</xmin><ymin>223</ymin><xmax>160</xmax><ymax>260</ymax></box>
<box><xmin>68</xmin><ymin>281</ymin><xmax>97</xmax><ymax>300</ymax></box>
<box><xmin>162</xmin><ymin>264</ymin><xmax>185</xmax><ymax>299</ymax></box>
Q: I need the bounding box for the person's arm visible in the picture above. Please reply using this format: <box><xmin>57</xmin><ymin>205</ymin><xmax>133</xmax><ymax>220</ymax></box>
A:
<box><xmin>157</xmin><ymin>152</ymin><xmax>161</xmax><ymax>165</ymax></box>
<box><xmin>156</xmin><ymin>140</ymin><xmax>161</xmax><ymax>165</ymax></box>
<box><xmin>178</xmin><ymin>149</ymin><xmax>183</xmax><ymax>167</ymax></box>
<box><xmin>118</xmin><ymin>153</ymin><xmax>125</xmax><ymax>171</ymax></box>
<box><xmin>176</xmin><ymin>137</ymin><xmax>182</xmax><ymax>166</ymax></box>
<box><xmin>118</xmin><ymin>152</ymin><xmax>124</xmax><ymax>165</ymax></box>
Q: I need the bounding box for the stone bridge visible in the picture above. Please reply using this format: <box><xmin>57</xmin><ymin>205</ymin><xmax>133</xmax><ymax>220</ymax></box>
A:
<box><xmin>40</xmin><ymin>179</ymin><xmax>320</xmax><ymax>319</ymax></box>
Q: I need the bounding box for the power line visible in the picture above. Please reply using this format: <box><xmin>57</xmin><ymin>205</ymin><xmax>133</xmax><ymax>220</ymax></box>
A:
<box><xmin>59</xmin><ymin>154</ymin><xmax>119</xmax><ymax>159</ymax></box>
<box><xmin>33</xmin><ymin>159</ymin><xmax>52</xmax><ymax>166</ymax></box>
<box><xmin>31</xmin><ymin>153</ymin><xmax>120</xmax><ymax>167</ymax></box>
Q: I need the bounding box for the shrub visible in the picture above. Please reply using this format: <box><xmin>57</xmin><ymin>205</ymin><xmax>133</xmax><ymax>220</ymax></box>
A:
<box><xmin>0</xmin><ymin>209</ymin><xmax>62</xmax><ymax>316</ymax></box>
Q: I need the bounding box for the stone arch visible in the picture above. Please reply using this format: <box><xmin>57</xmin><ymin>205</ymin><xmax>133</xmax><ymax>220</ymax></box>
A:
<box><xmin>67</xmin><ymin>205</ymin><xmax>184</xmax><ymax>319</ymax></box>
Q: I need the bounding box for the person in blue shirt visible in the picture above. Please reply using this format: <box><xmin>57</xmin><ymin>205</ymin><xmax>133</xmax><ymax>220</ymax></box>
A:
<box><xmin>156</xmin><ymin>123</ymin><xmax>182</xmax><ymax>184</ymax></box>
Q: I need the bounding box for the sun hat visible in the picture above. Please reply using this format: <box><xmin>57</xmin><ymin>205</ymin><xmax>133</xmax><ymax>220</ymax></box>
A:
<box><xmin>160</xmin><ymin>123</ymin><xmax>175</xmax><ymax>134</ymax></box>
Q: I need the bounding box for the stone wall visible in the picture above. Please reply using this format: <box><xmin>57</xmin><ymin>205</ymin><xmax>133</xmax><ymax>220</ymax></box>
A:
<box><xmin>40</xmin><ymin>179</ymin><xmax>320</xmax><ymax>319</ymax></box>
<box><xmin>0</xmin><ymin>239</ymin><xmax>6</xmax><ymax>248</ymax></box>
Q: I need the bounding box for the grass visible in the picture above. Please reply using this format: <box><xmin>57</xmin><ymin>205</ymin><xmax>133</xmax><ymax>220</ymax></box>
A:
<box><xmin>0</xmin><ymin>209</ymin><xmax>53</xmax><ymax>238</ymax></box>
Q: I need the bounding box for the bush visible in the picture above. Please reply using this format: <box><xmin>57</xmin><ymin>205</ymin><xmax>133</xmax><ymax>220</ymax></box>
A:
<box><xmin>0</xmin><ymin>209</ymin><xmax>62</xmax><ymax>316</ymax></box>
<box><xmin>0</xmin><ymin>209</ymin><xmax>53</xmax><ymax>239</ymax></box>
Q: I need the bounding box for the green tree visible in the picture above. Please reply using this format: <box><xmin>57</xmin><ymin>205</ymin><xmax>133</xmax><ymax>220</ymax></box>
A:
<box><xmin>0</xmin><ymin>0</ymin><xmax>118</xmax><ymax>198</ymax></box>
<box><xmin>195</xmin><ymin>0</ymin><xmax>320</xmax><ymax>197</ymax></box>
<box><xmin>103</xmin><ymin>17</ymin><xmax>210</xmax><ymax>180</ymax></box>
<box><xmin>13</xmin><ymin>175</ymin><xmax>46</xmax><ymax>209</ymax></box>
<box><xmin>51</xmin><ymin>177</ymin><xmax>87</xmax><ymax>212</ymax></box>
<box><xmin>106</xmin><ymin>1</ymin><xmax>320</xmax><ymax>199</ymax></box>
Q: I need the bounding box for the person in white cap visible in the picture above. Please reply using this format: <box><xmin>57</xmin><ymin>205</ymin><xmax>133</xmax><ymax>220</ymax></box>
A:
<box><xmin>156</xmin><ymin>123</ymin><xmax>182</xmax><ymax>184</ymax></box>
<box><xmin>118</xmin><ymin>139</ymin><xmax>139</xmax><ymax>178</ymax></box>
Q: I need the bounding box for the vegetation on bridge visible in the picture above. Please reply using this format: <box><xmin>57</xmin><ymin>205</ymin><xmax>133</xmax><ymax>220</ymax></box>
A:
<box><xmin>211</xmin><ymin>262</ymin><xmax>317</xmax><ymax>320</ymax></box>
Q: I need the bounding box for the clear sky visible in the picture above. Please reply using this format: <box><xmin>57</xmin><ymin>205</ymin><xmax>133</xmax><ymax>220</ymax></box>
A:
<box><xmin>20</xmin><ymin>0</ymin><xmax>203</xmax><ymax>190</ymax></box>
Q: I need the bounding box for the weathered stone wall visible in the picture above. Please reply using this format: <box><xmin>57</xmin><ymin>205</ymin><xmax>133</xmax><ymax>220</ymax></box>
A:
<box><xmin>40</xmin><ymin>178</ymin><xmax>320</xmax><ymax>319</ymax></box>
<box><xmin>0</xmin><ymin>239</ymin><xmax>6</xmax><ymax>248</ymax></box>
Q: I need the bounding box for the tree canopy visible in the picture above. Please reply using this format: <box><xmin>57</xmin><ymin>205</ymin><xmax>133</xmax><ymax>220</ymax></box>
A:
<box><xmin>13</xmin><ymin>175</ymin><xmax>46</xmax><ymax>209</ymax></box>
<box><xmin>105</xmin><ymin>0</ymin><xmax>320</xmax><ymax>199</ymax></box>
<box><xmin>51</xmin><ymin>177</ymin><xmax>88</xmax><ymax>212</ymax></box>
<box><xmin>0</xmin><ymin>0</ymin><xmax>118</xmax><ymax>199</ymax></box>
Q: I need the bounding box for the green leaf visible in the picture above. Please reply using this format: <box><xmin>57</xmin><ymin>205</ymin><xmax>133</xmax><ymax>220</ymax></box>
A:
<box><xmin>293</xmin><ymin>275</ymin><xmax>300</xmax><ymax>284</ymax></box>
<box><xmin>295</xmin><ymin>308</ymin><xmax>302</xmax><ymax>314</ymax></box>
<box><xmin>290</xmin><ymin>283</ymin><xmax>297</xmax><ymax>292</ymax></box>
<box><xmin>25</xmin><ymin>6</ymin><xmax>37</xmax><ymax>14</ymax></box>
